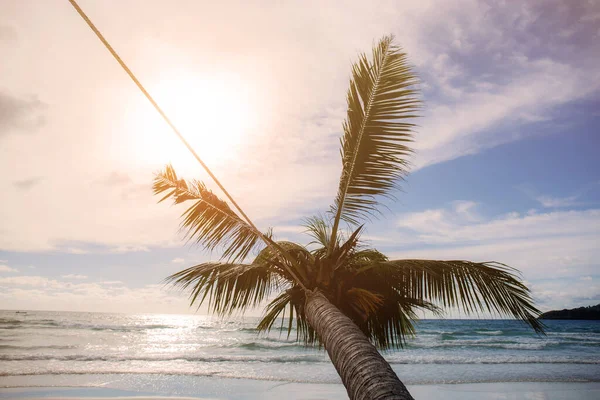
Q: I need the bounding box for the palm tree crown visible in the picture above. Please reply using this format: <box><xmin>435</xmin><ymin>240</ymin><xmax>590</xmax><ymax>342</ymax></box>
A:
<box><xmin>153</xmin><ymin>38</ymin><xmax>543</xmax><ymax>351</ymax></box>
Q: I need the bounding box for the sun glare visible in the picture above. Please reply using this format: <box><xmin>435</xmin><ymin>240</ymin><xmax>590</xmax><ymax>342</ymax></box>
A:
<box><xmin>126</xmin><ymin>71</ymin><xmax>257</xmax><ymax>172</ymax></box>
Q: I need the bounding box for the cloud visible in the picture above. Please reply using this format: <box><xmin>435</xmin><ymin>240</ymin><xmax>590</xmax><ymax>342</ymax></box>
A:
<box><xmin>396</xmin><ymin>206</ymin><xmax>599</xmax><ymax>245</ymax></box>
<box><xmin>0</xmin><ymin>25</ymin><xmax>17</xmax><ymax>41</ymax></box>
<box><xmin>0</xmin><ymin>275</ymin><xmax>199</xmax><ymax>314</ymax></box>
<box><xmin>520</xmin><ymin>181</ymin><xmax>600</xmax><ymax>209</ymax></box>
<box><xmin>95</xmin><ymin>172</ymin><xmax>134</xmax><ymax>187</ymax></box>
<box><xmin>110</xmin><ymin>245</ymin><xmax>150</xmax><ymax>253</ymax></box>
<box><xmin>171</xmin><ymin>258</ymin><xmax>185</xmax><ymax>264</ymax></box>
<box><xmin>415</xmin><ymin>56</ymin><xmax>600</xmax><ymax>168</ymax></box>
<box><xmin>0</xmin><ymin>92</ymin><xmax>46</xmax><ymax>137</ymax></box>
<box><xmin>61</xmin><ymin>274</ymin><xmax>88</xmax><ymax>280</ymax></box>
<box><xmin>535</xmin><ymin>195</ymin><xmax>580</xmax><ymax>208</ymax></box>
<box><xmin>580</xmin><ymin>12</ymin><xmax>600</xmax><ymax>23</ymax></box>
<box><xmin>0</xmin><ymin>265</ymin><xmax>18</xmax><ymax>273</ymax></box>
<box><xmin>100</xmin><ymin>280</ymin><xmax>124</xmax><ymax>285</ymax></box>
<box><xmin>531</xmin><ymin>279</ymin><xmax>599</xmax><ymax>311</ymax></box>
<box><xmin>0</xmin><ymin>275</ymin><xmax>60</xmax><ymax>287</ymax></box>
<box><xmin>0</xmin><ymin>172</ymin><xmax>183</xmax><ymax>252</ymax></box>
<box><xmin>396</xmin><ymin>200</ymin><xmax>481</xmax><ymax>236</ymax></box>
<box><xmin>402</xmin><ymin>1</ymin><xmax>600</xmax><ymax>168</ymax></box>
<box><xmin>13</xmin><ymin>177</ymin><xmax>44</xmax><ymax>191</ymax></box>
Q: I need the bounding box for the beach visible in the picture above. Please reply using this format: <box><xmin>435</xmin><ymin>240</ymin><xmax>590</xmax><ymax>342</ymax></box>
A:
<box><xmin>1</xmin><ymin>310</ymin><xmax>599</xmax><ymax>399</ymax></box>
<box><xmin>2</xmin><ymin>380</ymin><xmax>600</xmax><ymax>399</ymax></box>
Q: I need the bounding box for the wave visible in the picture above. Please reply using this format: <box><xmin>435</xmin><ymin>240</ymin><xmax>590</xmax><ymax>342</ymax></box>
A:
<box><xmin>0</xmin><ymin>344</ymin><xmax>76</xmax><ymax>350</ymax></box>
<box><xmin>1</xmin><ymin>353</ymin><xmax>598</xmax><ymax>365</ymax></box>
<box><xmin>0</xmin><ymin>354</ymin><xmax>327</xmax><ymax>363</ymax></box>
<box><xmin>414</xmin><ymin>338</ymin><xmax>600</xmax><ymax>349</ymax></box>
<box><xmin>232</xmin><ymin>342</ymin><xmax>301</xmax><ymax>350</ymax></box>
<box><xmin>3</xmin><ymin>370</ymin><xmax>600</xmax><ymax>386</ymax></box>
<box><xmin>389</xmin><ymin>358</ymin><xmax>600</xmax><ymax>365</ymax></box>
<box><xmin>408</xmin><ymin>342</ymin><xmax>552</xmax><ymax>350</ymax></box>
<box><xmin>2</xmin><ymin>367</ymin><xmax>600</xmax><ymax>387</ymax></box>
<box><xmin>2</xmin><ymin>320</ymin><xmax>177</xmax><ymax>332</ymax></box>
<box><xmin>0</xmin><ymin>318</ymin><xmax>22</xmax><ymax>325</ymax></box>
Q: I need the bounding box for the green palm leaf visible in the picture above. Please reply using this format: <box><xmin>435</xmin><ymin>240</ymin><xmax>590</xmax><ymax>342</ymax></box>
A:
<box><xmin>376</xmin><ymin>259</ymin><xmax>545</xmax><ymax>333</ymax></box>
<box><xmin>331</xmin><ymin>250</ymin><xmax>442</xmax><ymax>349</ymax></box>
<box><xmin>304</xmin><ymin>216</ymin><xmax>332</xmax><ymax>249</ymax></box>
<box><xmin>256</xmin><ymin>286</ymin><xmax>317</xmax><ymax>344</ymax></box>
<box><xmin>153</xmin><ymin>164</ymin><xmax>263</xmax><ymax>262</ymax></box>
<box><xmin>329</xmin><ymin>35</ymin><xmax>420</xmax><ymax>245</ymax></box>
<box><xmin>253</xmin><ymin>241</ymin><xmax>313</xmax><ymax>283</ymax></box>
<box><xmin>165</xmin><ymin>262</ymin><xmax>279</xmax><ymax>316</ymax></box>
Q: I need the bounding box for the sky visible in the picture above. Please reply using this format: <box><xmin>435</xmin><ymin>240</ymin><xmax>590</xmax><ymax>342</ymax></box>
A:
<box><xmin>0</xmin><ymin>0</ymin><xmax>599</xmax><ymax>316</ymax></box>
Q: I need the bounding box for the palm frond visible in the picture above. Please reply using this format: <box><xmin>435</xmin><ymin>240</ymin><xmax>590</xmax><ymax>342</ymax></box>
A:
<box><xmin>253</xmin><ymin>241</ymin><xmax>313</xmax><ymax>285</ymax></box>
<box><xmin>303</xmin><ymin>215</ymin><xmax>332</xmax><ymax>249</ymax></box>
<box><xmin>153</xmin><ymin>164</ymin><xmax>262</xmax><ymax>262</ymax></box>
<box><xmin>165</xmin><ymin>262</ymin><xmax>279</xmax><ymax>316</ymax></box>
<box><xmin>333</xmin><ymin>254</ymin><xmax>442</xmax><ymax>349</ymax></box>
<box><xmin>256</xmin><ymin>286</ymin><xmax>317</xmax><ymax>343</ymax></box>
<box><xmin>331</xmin><ymin>225</ymin><xmax>364</xmax><ymax>271</ymax></box>
<box><xmin>351</xmin><ymin>249</ymin><xmax>388</xmax><ymax>267</ymax></box>
<box><xmin>329</xmin><ymin>35</ymin><xmax>420</xmax><ymax>244</ymax></box>
<box><xmin>363</xmin><ymin>293</ymin><xmax>441</xmax><ymax>349</ymax></box>
<box><xmin>378</xmin><ymin>259</ymin><xmax>545</xmax><ymax>333</ymax></box>
<box><xmin>346</xmin><ymin>287</ymin><xmax>384</xmax><ymax>320</ymax></box>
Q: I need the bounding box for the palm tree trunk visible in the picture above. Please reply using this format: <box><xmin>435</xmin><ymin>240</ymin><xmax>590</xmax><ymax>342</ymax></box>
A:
<box><xmin>305</xmin><ymin>290</ymin><xmax>414</xmax><ymax>400</ymax></box>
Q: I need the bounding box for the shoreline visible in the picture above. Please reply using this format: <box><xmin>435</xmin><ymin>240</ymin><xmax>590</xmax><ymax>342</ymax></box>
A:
<box><xmin>2</xmin><ymin>377</ymin><xmax>600</xmax><ymax>400</ymax></box>
<box><xmin>3</xmin><ymin>360</ymin><xmax>599</xmax><ymax>386</ymax></box>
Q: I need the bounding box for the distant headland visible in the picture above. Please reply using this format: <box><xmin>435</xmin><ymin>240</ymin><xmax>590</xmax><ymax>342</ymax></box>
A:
<box><xmin>540</xmin><ymin>304</ymin><xmax>600</xmax><ymax>320</ymax></box>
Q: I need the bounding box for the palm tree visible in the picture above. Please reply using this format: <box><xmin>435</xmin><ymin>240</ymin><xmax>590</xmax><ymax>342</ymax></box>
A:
<box><xmin>154</xmin><ymin>36</ymin><xmax>543</xmax><ymax>400</ymax></box>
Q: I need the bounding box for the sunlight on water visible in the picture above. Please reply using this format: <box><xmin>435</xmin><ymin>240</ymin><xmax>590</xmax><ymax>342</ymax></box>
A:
<box><xmin>1</xmin><ymin>310</ymin><xmax>599</xmax><ymax>385</ymax></box>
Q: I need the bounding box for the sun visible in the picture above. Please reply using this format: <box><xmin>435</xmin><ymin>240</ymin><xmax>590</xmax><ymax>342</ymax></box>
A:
<box><xmin>125</xmin><ymin>71</ymin><xmax>256</xmax><ymax>172</ymax></box>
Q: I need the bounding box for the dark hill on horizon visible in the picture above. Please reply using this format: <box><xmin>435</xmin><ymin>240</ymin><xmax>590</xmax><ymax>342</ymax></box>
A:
<box><xmin>540</xmin><ymin>304</ymin><xmax>600</xmax><ymax>320</ymax></box>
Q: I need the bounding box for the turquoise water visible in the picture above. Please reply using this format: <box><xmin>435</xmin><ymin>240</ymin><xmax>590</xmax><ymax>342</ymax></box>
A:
<box><xmin>0</xmin><ymin>310</ymin><xmax>599</xmax><ymax>387</ymax></box>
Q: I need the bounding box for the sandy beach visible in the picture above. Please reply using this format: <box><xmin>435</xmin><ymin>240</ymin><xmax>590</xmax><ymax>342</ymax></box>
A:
<box><xmin>2</xmin><ymin>381</ymin><xmax>600</xmax><ymax>400</ymax></box>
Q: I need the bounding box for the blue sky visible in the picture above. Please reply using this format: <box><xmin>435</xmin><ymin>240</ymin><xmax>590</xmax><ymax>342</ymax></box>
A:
<box><xmin>0</xmin><ymin>0</ymin><xmax>598</xmax><ymax>314</ymax></box>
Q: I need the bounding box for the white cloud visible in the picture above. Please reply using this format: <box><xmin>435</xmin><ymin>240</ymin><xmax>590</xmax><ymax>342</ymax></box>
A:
<box><xmin>0</xmin><ymin>265</ymin><xmax>18</xmax><ymax>273</ymax></box>
<box><xmin>99</xmin><ymin>280</ymin><xmax>124</xmax><ymax>285</ymax></box>
<box><xmin>532</xmin><ymin>279</ymin><xmax>599</xmax><ymax>311</ymax></box>
<box><xmin>396</xmin><ymin>200</ymin><xmax>481</xmax><ymax>236</ymax></box>
<box><xmin>61</xmin><ymin>274</ymin><xmax>88</xmax><ymax>280</ymax></box>
<box><xmin>171</xmin><ymin>258</ymin><xmax>185</xmax><ymax>264</ymax></box>
<box><xmin>0</xmin><ymin>275</ymin><xmax>204</xmax><ymax>314</ymax></box>
<box><xmin>580</xmin><ymin>12</ymin><xmax>600</xmax><ymax>22</ymax></box>
<box><xmin>535</xmin><ymin>195</ymin><xmax>580</xmax><ymax>208</ymax></box>
<box><xmin>519</xmin><ymin>181</ymin><xmax>600</xmax><ymax>209</ymax></box>
<box><xmin>396</xmin><ymin>206</ymin><xmax>600</xmax><ymax>245</ymax></box>
<box><xmin>110</xmin><ymin>245</ymin><xmax>150</xmax><ymax>253</ymax></box>
<box><xmin>581</xmin><ymin>276</ymin><xmax>593</xmax><ymax>281</ymax></box>
<box><xmin>415</xmin><ymin>58</ymin><xmax>600</xmax><ymax>168</ymax></box>
<box><xmin>0</xmin><ymin>275</ymin><xmax>62</xmax><ymax>287</ymax></box>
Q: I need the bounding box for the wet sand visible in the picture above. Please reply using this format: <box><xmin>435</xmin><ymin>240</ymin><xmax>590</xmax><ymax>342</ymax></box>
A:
<box><xmin>2</xmin><ymin>381</ymin><xmax>600</xmax><ymax>400</ymax></box>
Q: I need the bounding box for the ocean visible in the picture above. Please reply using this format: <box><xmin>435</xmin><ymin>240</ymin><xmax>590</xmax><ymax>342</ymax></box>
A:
<box><xmin>1</xmin><ymin>310</ymin><xmax>599</xmax><ymax>396</ymax></box>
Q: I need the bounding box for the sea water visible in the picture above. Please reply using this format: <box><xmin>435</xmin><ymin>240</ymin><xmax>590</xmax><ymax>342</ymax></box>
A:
<box><xmin>1</xmin><ymin>310</ymin><xmax>599</xmax><ymax>391</ymax></box>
